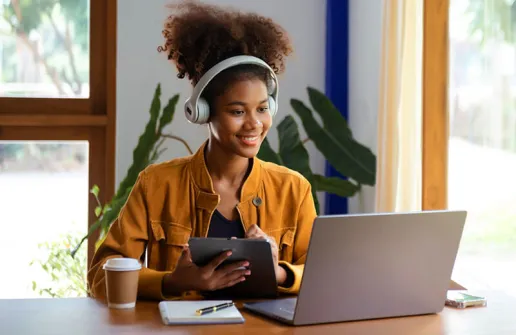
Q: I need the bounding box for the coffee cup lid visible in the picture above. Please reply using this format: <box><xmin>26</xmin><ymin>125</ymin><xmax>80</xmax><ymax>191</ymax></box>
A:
<box><xmin>102</xmin><ymin>258</ymin><xmax>142</xmax><ymax>271</ymax></box>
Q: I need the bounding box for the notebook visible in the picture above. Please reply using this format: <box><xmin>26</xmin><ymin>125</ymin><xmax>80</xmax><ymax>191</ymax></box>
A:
<box><xmin>158</xmin><ymin>300</ymin><xmax>245</xmax><ymax>325</ymax></box>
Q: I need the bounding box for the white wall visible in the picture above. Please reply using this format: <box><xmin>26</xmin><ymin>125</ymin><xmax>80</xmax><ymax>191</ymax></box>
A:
<box><xmin>116</xmin><ymin>0</ymin><xmax>328</xmax><ymax>210</ymax></box>
<box><xmin>347</xmin><ymin>0</ymin><xmax>383</xmax><ymax>214</ymax></box>
<box><xmin>116</xmin><ymin>0</ymin><xmax>383</xmax><ymax>214</ymax></box>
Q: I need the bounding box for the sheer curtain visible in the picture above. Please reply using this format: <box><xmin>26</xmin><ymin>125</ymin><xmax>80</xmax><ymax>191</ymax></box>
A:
<box><xmin>376</xmin><ymin>0</ymin><xmax>465</xmax><ymax>290</ymax></box>
<box><xmin>376</xmin><ymin>0</ymin><xmax>422</xmax><ymax>213</ymax></box>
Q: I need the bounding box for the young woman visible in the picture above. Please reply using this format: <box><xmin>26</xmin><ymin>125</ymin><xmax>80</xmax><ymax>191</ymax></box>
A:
<box><xmin>87</xmin><ymin>1</ymin><xmax>317</xmax><ymax>301</ymax></box>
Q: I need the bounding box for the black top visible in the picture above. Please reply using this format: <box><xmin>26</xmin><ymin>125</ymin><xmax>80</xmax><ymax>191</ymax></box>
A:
<box><xmin>207</xmin><ymin>210</ymin><xmax>245</xmax><ymax>239</ymax></box>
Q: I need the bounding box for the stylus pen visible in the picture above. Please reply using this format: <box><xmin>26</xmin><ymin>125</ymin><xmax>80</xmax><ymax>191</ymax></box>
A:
<box><xmin>196</xmin><ymin>302</ymin><xmax>235</xmax><ymax>316</ymax></box>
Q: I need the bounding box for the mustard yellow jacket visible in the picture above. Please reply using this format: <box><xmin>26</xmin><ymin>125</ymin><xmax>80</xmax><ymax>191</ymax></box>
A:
<box><xmin>88</xmin><ymin>141</ymin><xmax>317</xmax><ymax>301</ymax></box>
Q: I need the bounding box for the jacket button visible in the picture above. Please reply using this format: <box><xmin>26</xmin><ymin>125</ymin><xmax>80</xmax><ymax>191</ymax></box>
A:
<box><xmin>252</xmin><ymin>197</ymin><xmax>262</xmax><ymax>207</ymax></box>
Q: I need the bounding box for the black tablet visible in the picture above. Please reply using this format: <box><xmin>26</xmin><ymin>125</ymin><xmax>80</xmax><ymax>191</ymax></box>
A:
<box><xmin>188</xmin><ymin>237</ymin><xmax>278</xmax><ymax>299</ymax></box>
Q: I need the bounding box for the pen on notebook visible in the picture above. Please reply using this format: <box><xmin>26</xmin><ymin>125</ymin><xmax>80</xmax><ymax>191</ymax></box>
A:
<box><xmin>196</xmin><ymin>302</ymin><xmax>234</xmax><ymax>316</ymax></box>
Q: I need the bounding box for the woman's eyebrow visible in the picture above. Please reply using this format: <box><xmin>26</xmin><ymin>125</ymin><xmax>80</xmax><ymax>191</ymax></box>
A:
<box><xmin>225</xmin><ymin>98</ymin><xmax>268</xmax><ymax>106</ymax></box>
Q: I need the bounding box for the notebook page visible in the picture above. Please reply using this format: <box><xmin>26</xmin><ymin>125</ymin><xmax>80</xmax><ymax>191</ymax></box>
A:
<box><xmin>158</xmin><ymin>300</ymin><xmax>245</xmax><ymax>325</ymax></box>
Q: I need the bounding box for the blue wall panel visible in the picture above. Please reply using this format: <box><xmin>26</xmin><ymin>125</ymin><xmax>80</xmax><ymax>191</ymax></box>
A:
<box><xmin>324</xmin><ymin>0</ymin><xmax>349</xmax><ymax>215</ymax></box>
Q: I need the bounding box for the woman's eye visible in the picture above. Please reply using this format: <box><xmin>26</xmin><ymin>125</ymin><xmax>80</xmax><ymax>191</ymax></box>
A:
<box><xmin>258</xmin><ymin>107</ymin><xmax>269</xmax><ymax>113</ymax></box>
<box><xmin>231</xmin><ymin>110</ymin><xmax>244</xmax><ymax>115</ymax></box>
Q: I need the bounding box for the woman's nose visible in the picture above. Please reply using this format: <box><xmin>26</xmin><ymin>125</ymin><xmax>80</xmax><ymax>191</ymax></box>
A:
<box><xmin>244</xmin><ymin>114</ymin><xmax>263</xmax><ymax>129</ymax></box>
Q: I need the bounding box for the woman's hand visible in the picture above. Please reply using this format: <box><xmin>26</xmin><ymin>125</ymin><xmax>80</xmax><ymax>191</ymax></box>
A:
<box><xmin>162</xmin><ymin>246</ymin><xmax>250</xmax><ymax>296</ymax></box>
<box><xmin>245</xmin><ymin>224</ymin><xmax>287</xmax><ymax>285</ymax></box>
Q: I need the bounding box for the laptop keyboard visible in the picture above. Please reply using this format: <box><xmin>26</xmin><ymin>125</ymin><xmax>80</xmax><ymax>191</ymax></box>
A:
<box><xmin>269</xmin><ymin>297</ymin><xmax>297</xmax><ymax>318</ymax></box>
<box><xmin>279</xmin><ymin>297</ymin><xmax>297</xmax><ymax>313</ymax></box>
<box><xmin>246</xmin><ymin>298</ymin><xmax>298</xmax><ymax>322</ymax></box>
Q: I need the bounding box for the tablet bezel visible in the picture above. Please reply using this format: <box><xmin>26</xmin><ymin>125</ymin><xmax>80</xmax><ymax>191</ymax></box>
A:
<box><xmin>188</xmin><ymin>237</ymin><xmax>278</xmax><ymax>299</ymax></box>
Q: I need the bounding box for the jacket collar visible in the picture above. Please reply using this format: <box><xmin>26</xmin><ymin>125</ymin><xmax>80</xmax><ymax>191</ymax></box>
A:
<box><xmin>189</xmin><ymin>140</ymin><xmax>262</xmax><ymax>208</ymax></box>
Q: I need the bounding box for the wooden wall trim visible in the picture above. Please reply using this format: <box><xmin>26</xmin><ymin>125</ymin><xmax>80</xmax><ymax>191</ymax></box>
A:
<box><xmin>0</xmin><ymin>98</ymin><xmax>89</xmax><ymax>114</ymax></box>
<box><xmin>105</xmin><ymin>0</ymin><xmax>117</xmax><ymax>206</ymax></box>
<box><xmin>0</xmin><ymin>115</ymin><xmax>107</xmax><ymax>127</ymax></box>
<box><xmin>422</xmin><ymin>0</ymin><xmax>467</xmax><ymax>290</ymax></box>
<box><xmin>422</xmin><ymin>0</ymin><xmax>449</xmax><ymax>210</ymax></box>
<box><xmin>87</xmin><ymin>0</ymin><xmax>118</xmax><ymax>267</ymax></box>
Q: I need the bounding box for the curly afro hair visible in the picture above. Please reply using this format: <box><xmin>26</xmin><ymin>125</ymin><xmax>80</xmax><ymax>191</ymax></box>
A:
<box><xmin>158</xmin><ymin>0</ymin><xmax>293</xmax><ymax>104</ymax></box>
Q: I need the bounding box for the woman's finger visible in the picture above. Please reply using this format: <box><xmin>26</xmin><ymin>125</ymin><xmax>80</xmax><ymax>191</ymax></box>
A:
<box><xmin>219</xmin><ymin>276</ymin><xmax>246</xmax><ymax>289</ymax></box>
<box><xmin>246</xmin><ymin>224</ymin><xmax>266</xmax><ymax>238</ymax></box>
<box><xmin>218</xmin><ymin>260</ymin><xmax>249</xmax><ymax>274</ymax></box>
<box><xmin>205</xmin><ymin>250</ymin><xmax>232</xmax><ymax>273</ymax></box>
<box><xmin>177</xmin><ymin>246</ymin><xmax>193</xmax><ymax>266</ymax></box>
<box><xmin>224</xmin><ymin>267</ymin><xmax>250</xmax><ymax>282</ymax></box>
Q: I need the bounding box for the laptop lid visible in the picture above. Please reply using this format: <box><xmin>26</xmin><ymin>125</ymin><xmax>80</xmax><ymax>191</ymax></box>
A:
<box><xmin>292</xmin><ymin>210</ymin><xmax>467</xmax><ymax>326</ymax></box>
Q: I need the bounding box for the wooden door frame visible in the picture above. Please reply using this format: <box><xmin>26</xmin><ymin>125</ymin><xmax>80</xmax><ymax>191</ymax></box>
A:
<box><xmin>422</xmin><ymin>0</ymin><xmax>449</xmax><ymax>211</ymax></box>
<box><xmin>423</xmin><ymin>0</ymin><xmax>467</xmax><ymax>290</ymax></box>
<box><xmin>87</xmin><ymin>0</ymin><xmax>117</xmax><ymax>264</ymax></box>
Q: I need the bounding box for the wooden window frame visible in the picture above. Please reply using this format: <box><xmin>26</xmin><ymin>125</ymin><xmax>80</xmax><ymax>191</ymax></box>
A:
<box><xmin>422</xmin><ymin>0</ymin><xmax>449</xmax><ymax>210</ymax></box>
<box><xmin>0</xmin><ymin>0</ymin><xmax>117</xmax><ymax>265</ymax></box>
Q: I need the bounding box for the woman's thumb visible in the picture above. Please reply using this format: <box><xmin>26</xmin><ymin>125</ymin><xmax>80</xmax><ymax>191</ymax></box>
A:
<box><xmin>178</xmin><ymin>245</ymin><xmax>192</xmax><ymax>264</ymax></box>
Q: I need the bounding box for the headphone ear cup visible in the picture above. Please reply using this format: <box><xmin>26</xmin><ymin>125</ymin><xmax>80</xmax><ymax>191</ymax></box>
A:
<box><xmin>196</xmin><ymin>97</ymin><xmax>210</xmax><ymax>124</ymax></box>
<box><xmin>184</xmin><ymin>98</ymin><xmax>196</xmax><ymax>123</ymax></box>
<box><xmin>268</xmin><ymin>96</ymin><xmax>277</xmax><ymax>118</ymax></box>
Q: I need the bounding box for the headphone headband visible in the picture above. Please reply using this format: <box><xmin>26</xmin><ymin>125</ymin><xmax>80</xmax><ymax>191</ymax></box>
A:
<box><xmin>184</xmin><ymin>55</ymin><xmax>279</xmax><ymax>124</ymax></box>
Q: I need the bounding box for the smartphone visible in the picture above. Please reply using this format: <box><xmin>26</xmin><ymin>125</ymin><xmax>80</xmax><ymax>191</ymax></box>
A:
<box><xmin>445</xmin><ymin>291</ymin><xmax>487</xmax><ymax>309</ymax></box>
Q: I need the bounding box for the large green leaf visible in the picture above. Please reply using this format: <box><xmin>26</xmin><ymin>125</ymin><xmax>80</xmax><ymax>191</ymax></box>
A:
<box><xmin>116</xmin><ymin>84</ymin><xmax>162</xmax><ymax>197</ymax></box>
<box><xmin>257</xmin><ymin>137</ymin><xmax>281</xmax><ymax>165</ymax></box>
<box><xmin>277</xmin><ymin>116</ymin><xmax>313</xmax><ymax>178</ymax></box>
<box><xmin>158</xmin><ymin>94</ymin><xmax>180</xmax><ymax>133</ymax></box>
<box><xmin>150</xmin><ymin>94</ymin><xmax>180</xmax><ymax>165</ymax></box>
<box><xmin>307</xmin><ymin>87</ymin><xmax>353</xmax><ymax>140</ymax></box>
<box><xmin>313</xmin><ymin>174</ymin><xmax>360</xmax><ymax>198</ymax></box>
<box><xmin>258</xmin><ymin>116</ymin><xmax>320</xmax><ymax>213</ymax></box>
<box><xmin>306</xmin><ymin>87</ymin><xmax>376</xmax><ymax>185</ymax></box>
<box><xmin>291</xmin><ymin>94</ymin><xmax>376</xmax><ymax>186</ymax></box>
<box><xmin>276</xmin><ymin>116</ymin><xmax>319</xmax><ymax>214</ymax></box>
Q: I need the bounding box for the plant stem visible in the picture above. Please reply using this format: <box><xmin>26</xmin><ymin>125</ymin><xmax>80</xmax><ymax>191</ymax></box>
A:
<box><xmin>302</xmin><ymin>138</ymin><xmax>310</xmax><ymax>144</ymax></box>
<box><xmin>93</xmin><ymin>194</ymin><xmax>102</xmax><ymax>208</ymax></box>
<box><xmin>161</xmin><ymin>134</ymin><xmax>193</xmax><ymax>155</ymax></box>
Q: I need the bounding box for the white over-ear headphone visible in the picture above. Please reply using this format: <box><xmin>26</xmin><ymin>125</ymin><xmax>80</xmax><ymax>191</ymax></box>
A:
<box><xmin>184</xmin><ymin>55</ymin><xmax>279</xmax><ymax>124</ymax></box>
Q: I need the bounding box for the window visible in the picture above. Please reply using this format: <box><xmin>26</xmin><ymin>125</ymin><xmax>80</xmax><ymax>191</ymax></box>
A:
<box><xmin>447</xmin><ymin>0</ymin><xmax>516</xmax><ymax>296</ymax></box>
<box><xmin>0</xmin><ymin>0</ymin><xmax>116</xmax><ymax>298</ymax></box>
<box><xmin>423</xmin><ymin>0</ymin><xmax>516</xmax><ymax>296</ymax></box>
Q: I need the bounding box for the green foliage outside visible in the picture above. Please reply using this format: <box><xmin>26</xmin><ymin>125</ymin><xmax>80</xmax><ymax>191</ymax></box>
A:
<box><xmin>30</xmin><ymin>231</ymin><xmax>88</xmax><ymax>298</ymax></box>
<box><xmin>462</xmin><ymin>0</ymin><xmax>516</xmax><ymax>256</ymax></box>
<box><xmin>1</xmin><ymin>0</ymin><xmax>89</xmax><ymax>96</ymax></box>
<box><xmin>467</xmin><ymin>0</ymin><xmax>516</xmax><ymax>44</ymax></box>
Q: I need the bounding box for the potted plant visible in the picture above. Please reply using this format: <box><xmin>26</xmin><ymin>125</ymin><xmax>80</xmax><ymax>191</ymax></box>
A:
<box><xmin>70</xmin><ymin>84</ymin><xmax>376</xmax><ymax>256</ymax></box>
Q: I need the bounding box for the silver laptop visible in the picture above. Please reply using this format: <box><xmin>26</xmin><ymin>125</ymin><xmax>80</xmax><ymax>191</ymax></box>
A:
<box><xmin>244</xmin><ymin>210</ymin><xmax>467</xmax><ymax>326</ymax></box>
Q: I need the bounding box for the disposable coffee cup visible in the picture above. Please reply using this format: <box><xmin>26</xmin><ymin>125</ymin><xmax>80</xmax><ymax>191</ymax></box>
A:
<box><xmin>102</xmin><ymin>258</ymin><xmax>141</xmax><ymax>309</ymax></box>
